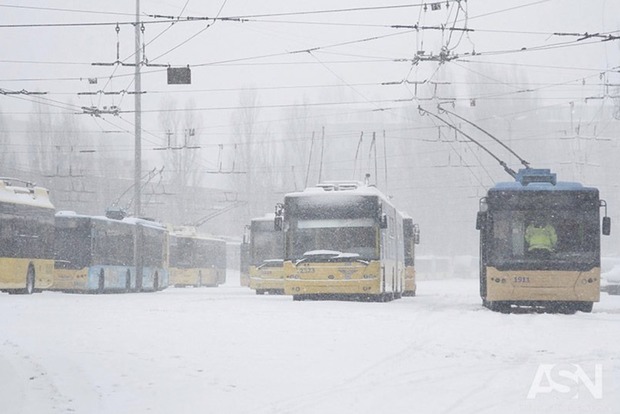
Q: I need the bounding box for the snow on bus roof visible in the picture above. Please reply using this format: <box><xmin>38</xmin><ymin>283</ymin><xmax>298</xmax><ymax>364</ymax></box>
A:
<box><xmin>490</xmin><ymin>181</ymin><xmax>597</xmax><ymax>192</ymax></box>
<box><xmin>122</xmin><ymin>216</ymin><xmax>166</xmax><ymax>229</ymax></box>
<box><xmin>168</xmin><ymin>225</ymin><xmax>224</xmax><ymax>241</ymax></box>
<box><xmin>251</xmin><ymin>212</ymin><xmax>276</xmax><ymax>222</ymax></box>
<box><xmin>285</xmin><ymin>181</ymin><xmax>387</xmax><ymax>199</ymax></box>
<box><xmin>0</xmin><ymin>181</ymin><xmax>54</xmax><ymax>209</ymax></box>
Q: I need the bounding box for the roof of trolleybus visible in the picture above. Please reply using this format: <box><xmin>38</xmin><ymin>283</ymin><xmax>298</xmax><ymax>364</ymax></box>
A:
<box><xmin>487</xmin><ymin>181</ymin><xmax>600</xmax><ymax>208</ymax></box>
<box><xmin>284</xmin><ymin>185</ymin><xmax>385</xmax><ymax>219</ymax></box>
<box><xmin>0</xmin><ymin>180</ymin><xmax>54</xmax><ymax>210</ymax></box>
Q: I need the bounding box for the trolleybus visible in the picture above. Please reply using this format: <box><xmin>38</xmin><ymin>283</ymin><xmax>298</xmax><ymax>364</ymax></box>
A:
<box><xmin>277</xmin><ymin>180</ymin><xmax>406</xmax><ymax>301</ymax></box>
<box><xmin>0</xmin><ymin>178</ymin><xmax>55</xmax><ymax>294</ymax></box>
<box><xmin>53</xmin><ymin>211</ymin><xmax>169</xmax><ymax>293</ymax></box>
<box><xmin>249</xmin><ymin>213</ymin><xmax>285</xmax><ymax>294</ymax></box>
<box><xmin>476</xmin><ymin>168</ymin><xmax>611</xmax><ymax>313</ymax></box>
<box><xmin>403</xmin><ymin>216</ymin><xmax>420</xmax><ymax>296</ymax></box>
<box><xmin>169</xmin><ymin>226</ymin><xmax>226</xmax><ymax>287</ymax></box>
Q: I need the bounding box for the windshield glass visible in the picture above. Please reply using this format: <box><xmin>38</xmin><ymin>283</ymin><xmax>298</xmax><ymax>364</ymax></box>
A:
<box><xmin>251</xmin><ymin>231</ymin><xmax>283</xmax><ymax>266</ymax></box>
<box><xmin>287</xmin><ymin>217</ymin><xmax>377</xmax><ymax>260</ymax></box>
<box><xmin>489</xmin><ymin>209</ymin><xmax>598</xmax><ymax>267</ymax></box>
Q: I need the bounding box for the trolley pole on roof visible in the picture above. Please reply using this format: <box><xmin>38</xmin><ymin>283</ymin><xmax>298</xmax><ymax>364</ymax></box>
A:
<box><xmin>134</xmin><ymin>0</ymin><xmax>142</xmax><ymax>217</ymax></box>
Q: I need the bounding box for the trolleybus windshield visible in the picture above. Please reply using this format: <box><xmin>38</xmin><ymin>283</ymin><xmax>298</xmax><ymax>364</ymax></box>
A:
<box><xmin>488</xmin><ymin>197</ymin><xmax>599</xmax><ymax>269</ymax></box>
<box><xmin>251</xmin><ymin>229</ymin><xmax>282</xmax><ymax>266</ymax></box>
<box><xmin>288</xmin><ymin>217</ymin><xmax>378</xmax><ymax>261</ymax></box>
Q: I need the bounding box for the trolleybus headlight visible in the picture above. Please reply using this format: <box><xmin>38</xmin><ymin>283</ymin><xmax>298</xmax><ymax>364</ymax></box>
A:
<box><xmin>328</xmin><ymin>275</ymin><xmax>334</xmax><ymax>279</ymax></box>
<box><xmin>363</xmin><ymin>274</ymin><xmax>374</xmax><ymax>279</ymax></box>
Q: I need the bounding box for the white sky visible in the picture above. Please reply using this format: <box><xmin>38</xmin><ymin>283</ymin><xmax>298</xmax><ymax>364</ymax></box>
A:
<box><xmin>2</xmin><ymin>1</ymin><xmax>620</xmax><ymax>255</ymax></box>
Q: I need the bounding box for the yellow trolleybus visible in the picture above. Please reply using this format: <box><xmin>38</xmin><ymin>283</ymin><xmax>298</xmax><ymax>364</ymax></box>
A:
<box><xmin>476</xmin><ymin>168</ymin><xmax>611</xmax><ymax>313</ymax></box>
<box><xmin>249</xmin><ymin>214</ymin><xmax>285</xmax><ymax>295</ymax></box>
<box><xmin>169</xmin><ymin>227</ymin><xmax>226</xmax><ymax>287</ymax></box>
<box><xmin>0</xmin><ymin>178</ymin><xmax>55</xmax><ymax>294</ymax></box>
<box><xmin>402</xmin><ymin>216</ymin><xmax>420</xmax><ymax>296</ymax></box>
<box><xmin>276</xmin><ymin>180</ymin><xmax>407</xmax><ymax>302</ymax></box>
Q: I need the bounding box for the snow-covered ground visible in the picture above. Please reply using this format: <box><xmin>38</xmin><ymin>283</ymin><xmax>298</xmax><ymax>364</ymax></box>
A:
<box><xmin>1</xmin><ymin>273</ymin><xmax>619</xmax><ymax>414</ymax></box>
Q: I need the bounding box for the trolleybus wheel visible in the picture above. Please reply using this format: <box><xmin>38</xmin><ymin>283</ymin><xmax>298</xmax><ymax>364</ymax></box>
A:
<box><xmin>575</xmin><ymin>302</ymin><xmax>593</xmax><ymax>313</ymax></box>
<box><xmin>125</xmin><ymin>270</ymin><xmax>131</xmax><ymax>292</ymax></box>
<box><xmin>487</xmin><ymin>301</ymin><xmax>511</xmax><ymax>313</ymax></box>
<box><xmin>97</xmin><ymin>269</ymin><xmax>105</xmax><ymax>293</ymax></box>
<box><xmin>24</xmin><ymin>266</ymin><xmax>35</xmax><ymax>295</ymax></box>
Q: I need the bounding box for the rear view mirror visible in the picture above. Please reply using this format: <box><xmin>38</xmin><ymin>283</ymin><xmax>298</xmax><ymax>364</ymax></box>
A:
<box><xmin>602</xmin><ymin>216</ymin><xmax>611</xmax><ymax>236</ymax></box>
<box><xmin>380</xmin><ymin>214</ymin><xmax>388</xmax><ymax>229</ymax></box>
<box><xmin>476</xmin><ymin>211</ymin><xmax>486</xmax><ymax>230</ymax></box>
<box><xmin>274</xmin><ymin>216</ymin><xmax>283</xmax><ymax>232</ymax></box>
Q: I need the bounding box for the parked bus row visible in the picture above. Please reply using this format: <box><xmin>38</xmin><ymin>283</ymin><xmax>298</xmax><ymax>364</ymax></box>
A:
<box><xmin>244</xmin><ymin>179</ymin><xmax>420</xmax><ymax>302</ymax></box>
<box><xmin>0</xmin><ymin>178</ymin><xmax>227</xmax><ymax>295</ymax></box>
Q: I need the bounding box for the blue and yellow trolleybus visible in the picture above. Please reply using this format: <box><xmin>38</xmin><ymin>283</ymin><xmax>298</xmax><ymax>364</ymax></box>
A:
<box><xmin>249</xmin><ymin>214</ymin><xmax>285</xmax><ymax>295</ymax></box>
<box><xmin>53</xmin><ymin>211</ymin><xmax>169</xmax><ymax>293</ymax></box>
<box><xmin>476</xmin><ymin>169</ymin><xmax>611</xmax><ymax>313</ymax></box>
<box><xmin>0</xmin><ymin>178</ymin><xmax>55</xmax><ymax>294</ymax></box>
<box><xmin>277</xmin><ymin>180</ymin><xmax>407</xmax><ymax>302</ymax></box>
<box><xmin>169</xmin><ymin>226</ymin><xmax>227</xmax><ymax>287</ymax></box>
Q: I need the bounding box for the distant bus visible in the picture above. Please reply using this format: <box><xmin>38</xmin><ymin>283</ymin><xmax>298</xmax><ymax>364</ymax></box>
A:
<box><xmin>0</xmin><ymin>178</ymin><xmax>55</xmax><ymax>294</ymax></box>
<box><xmin>249</xmin><ymin>214</ymin><xmax>285</xmax><ymax>294</ymax></box>
<box><xmin>476</xmin><ymin>169</ymin><xmax>611</xmax><ymax>313</ymax></box>
<box><xmin>240</xmin><ymin>226</ymin><xmax>250</xmax><ymax>287</ymax></box>
<box><xmin>277</xmin><ymin>180</ymin><xmax>407</xmax><ymax>302</ymax></box>
<box><xmin>53</xmin><ymin>211</ymin><xmax>169</xmax><ymax>293</ymax></box>
<box><xmin>169</xmin><ymin>227</ymin><xmax>226</xmax><ymax>287</ymax></box>
<box><xmin>402</xmin><ymin>217</ymin><xmax>420</xmax><ymax>296</ymax></box>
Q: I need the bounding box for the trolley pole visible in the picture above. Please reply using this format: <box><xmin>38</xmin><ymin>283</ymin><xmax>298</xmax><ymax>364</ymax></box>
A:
<box><xmin>134</xmin><ymin>0</ymin><xmax>142</xmax><ymax>217</ymax></box>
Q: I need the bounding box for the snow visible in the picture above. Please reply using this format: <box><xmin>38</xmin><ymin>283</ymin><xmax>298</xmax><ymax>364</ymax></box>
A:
<box><xmin>1</xmin><ymin>273</ymin><xmax>619</xmax><ymax>414</ymax></box>
<box><xmin>602</xmin><ymin>265</ymin><xmax>620</xmax><ymax>284</ymax></box>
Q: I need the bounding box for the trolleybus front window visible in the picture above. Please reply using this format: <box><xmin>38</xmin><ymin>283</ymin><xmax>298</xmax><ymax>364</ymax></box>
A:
<box><xmin>491</xmin><ymin>210</ymin><xmax>598</xmax><ymax>265</ymax></box>
<box><xmin>290</xmin><ymin>218</ymin><xmax>377</xmax><ymax>260</ymax></box>
<box><xmin>252</xmin><ymin>232</ymin><xmax>282</xmax><ymax>266</ymax></box>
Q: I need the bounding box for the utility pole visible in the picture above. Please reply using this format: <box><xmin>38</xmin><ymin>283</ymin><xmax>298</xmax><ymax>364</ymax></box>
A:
<box><xmin>134</xmin><ymin>0</ymin><xmax>142</xmax><ymax>217</ymax></box>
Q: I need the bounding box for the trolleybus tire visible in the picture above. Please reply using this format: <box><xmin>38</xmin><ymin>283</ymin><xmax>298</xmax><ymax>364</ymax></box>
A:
<box><xmin>125</xmin><ymin>271</ymin><xmax>131</xmax><ymax>292</ymax></box>
<box><xmin>575</xmin><ymin>302</ymin><xmax>593</xmax><ymax>313</ymax></box>
<box><xmin>97</xmin><ymin>269</ymin><xmax>105</xmax><ymax>293</ymax></box>
<box><xmin>22</xmin><ymin>266</ymin><xmax>35</xmax><ymax>295</ymax></box>
<box><xmin>486</xmin><ymin>301</ymin><xmax>511</xmax><ymax>313</ymax></box>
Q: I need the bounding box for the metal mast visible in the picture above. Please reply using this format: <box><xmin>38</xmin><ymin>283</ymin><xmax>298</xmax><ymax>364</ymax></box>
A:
<box><xmin>134</xmin><ymin>0</ymin><xmax>142</xmax><ymax>216</ymax></box>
